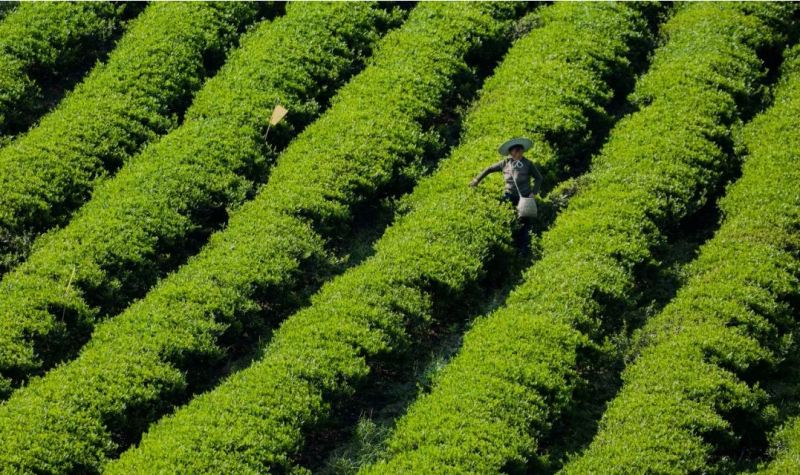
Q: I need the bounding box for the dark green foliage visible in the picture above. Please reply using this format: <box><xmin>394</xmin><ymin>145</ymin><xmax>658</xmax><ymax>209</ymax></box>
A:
<box><xmin>0</xmin><ymin>1</ymin><xmax>130</xmax><ymax>137</ymax></box>
<box><xmin>101</xmin><ymin>3</ymin><xmax>654</xmax><ymax>474</ymax></box>
<box><xmin>360</xmin><ymin>3</ymin><xmax>795</xmax><ymax>474</ymax></box>
<box><xmin>0</xmin><ymin>0</ymin><xmax>395</xmax><ymax>392</ymax></box>
<box><xmin>0</xmin><ymin>2</ymin><xmax>268</xmax><ymax>272</ymax></box>
<box><xmin>0</xmin><ymin>2</ymin><xmax>18</xmax><ymax>21</ymax></box>
<box><xmin>0</xmin><ymin>3</ymin><xmax>527</xmax><ymax>474</ymax></box>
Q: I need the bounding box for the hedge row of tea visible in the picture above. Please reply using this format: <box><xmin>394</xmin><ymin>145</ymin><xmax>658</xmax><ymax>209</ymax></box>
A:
<box><xmin>732</xmin><ymin>44</ymin><xmax>800</xmax><ymax>475</ymax></box>
<box><xmin>360</xmin><ymin>3</ymin><xmax>794</xmax><ymax>473</ymax></box>
<box><xmin>0</xmin><ymin>2</ymin><xmax>525</xmax><ymax>473</ymax></box>
<box><xmin>0</xmin><ymin>1</ymin><xmax>391</xmax><ymax>398</ymax></box>
<box><xmin>0</xmin><ymin>2</ymin><xmax>268</xmax><ymax>273</ymax></box>
<box><xmin>0</xmin><ymin>1</ymin><xmax>130</xmax><ymax>137</ymax></box>
<box><xmin>560</xmin><ymin>37</ymin><xmax>800</xmax><ymax>474</ymax></box>
<box><xmin>105</xmin><ymin>3</ymin><xmax>655</xmax><ymax>473</ymax></box>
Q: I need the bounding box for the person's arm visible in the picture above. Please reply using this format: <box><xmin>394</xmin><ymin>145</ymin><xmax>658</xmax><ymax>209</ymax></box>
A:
<box><xmin>470</xmin><ymin>159</ymin><xmax>504</xmax><ymax>186</ymax></box>
<box><xmin>529</xmin><ymin>162</ymin><xmax>543</xmax><ymax>196</ymax></box>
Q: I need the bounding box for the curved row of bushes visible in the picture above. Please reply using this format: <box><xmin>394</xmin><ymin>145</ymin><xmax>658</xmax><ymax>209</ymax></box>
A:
<box><xmin>0</xmin><ymin>1</ymin><xmax>394</xmax><ymax>397</ymax></box>
<box><xmin>0</xmin><ymin>1</ymin><xmax>135</xmax><ymax>138</ymax></box>
<box><xmin>103</xmin><ymin>3</ymin><xmax>656</xmax><ymax>473</ymax></box>
<box><xmin>359</xmin><ymin>3</ymin><xmax>795</xmax><ymax>474</ymax></box>
<box><xmin>736</xmin><ymin>44</ymin><xmax>800</xmax><ymax>475</ymax></box>
<box><xmin>0</xmin><ymin>1</ymin><xmax>270</xmax><ymax>273</ymax></box>
<box><xmin>0</xmin><ymin>3</ymin><xmax>526</xmax><ymax>473</ymax></box>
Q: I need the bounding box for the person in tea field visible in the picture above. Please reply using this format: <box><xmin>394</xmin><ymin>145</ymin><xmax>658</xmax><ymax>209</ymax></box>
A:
<box><xmin>470</xmin><ymin>137</ymin><xmax>542</xmax><ymax>255</ymax></box>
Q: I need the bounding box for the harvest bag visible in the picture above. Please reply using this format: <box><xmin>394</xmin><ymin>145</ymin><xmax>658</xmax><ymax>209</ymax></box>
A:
<box><xmin>512</xmin><ymin>167</ymin><xmax>537</xmax><ymax>218</ymax></box>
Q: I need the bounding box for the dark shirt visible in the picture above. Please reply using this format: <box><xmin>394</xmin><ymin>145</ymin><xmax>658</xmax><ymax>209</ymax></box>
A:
<box><xmin>475</xmin><ymin>157</ymin><xmax>542</xmax><ymax>197</ymax></box>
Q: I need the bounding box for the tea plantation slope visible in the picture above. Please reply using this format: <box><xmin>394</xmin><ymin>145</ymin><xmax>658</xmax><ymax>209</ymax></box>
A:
<box><xmin>0</xmin><ymin>1</ymin><xmax>393</xmax><ymax>398</ymax></box>
<box><xmin>0</xmin><ymin>3</ymin><xmax>524</xmax><ymax>474</ymax></box>
<box><xmin>358</xmin><ymin>3</ymin><xmax>794</xmax><ymax>474</ymax></box>
<box><xmin>0</xmin><ymin>1</ymin><xmax>135</xmax><ymax>138</ymax></box>
<box><xmin>105</xmin><ymin>3</ymin><xmax>657</xmax><ymax>474</ymax></box>
<box><xmin>0</xmin><ymin>1</ymin><xmax>270</xmax><ymax>273</ymax></box>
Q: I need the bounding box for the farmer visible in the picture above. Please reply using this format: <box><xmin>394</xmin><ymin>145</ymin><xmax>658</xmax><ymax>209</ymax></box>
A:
<box><xmin>469</xmin><ymin>137</ymin><xmax>542</xmax><ymax>255</ymax></box>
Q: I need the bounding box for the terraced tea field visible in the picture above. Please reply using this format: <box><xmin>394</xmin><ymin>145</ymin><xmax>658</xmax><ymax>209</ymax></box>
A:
<box><xmin>0</xmin><ymin>2</ymin><xmax>798</xmax><ymax>474</ymax></box>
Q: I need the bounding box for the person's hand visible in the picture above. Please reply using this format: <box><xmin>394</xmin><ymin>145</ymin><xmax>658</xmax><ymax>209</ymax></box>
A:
<box><xmin>469</xmin><ymin>179</ymin><xmax>479</xmax><ymax>187</ymax></box>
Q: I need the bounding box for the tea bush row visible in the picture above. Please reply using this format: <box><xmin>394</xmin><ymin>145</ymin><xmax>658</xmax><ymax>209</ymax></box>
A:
<box><xmin>722</xmin><ymin>43</ymin><xmax>800</xmax><ymax>475</ymax></box>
